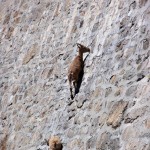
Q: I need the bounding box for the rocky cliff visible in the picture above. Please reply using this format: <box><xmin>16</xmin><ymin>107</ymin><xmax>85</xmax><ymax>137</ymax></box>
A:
<box><xmin>0</xmin><ymin>0</ymin><xmax>150</xmax><ymax>150</ymax></box>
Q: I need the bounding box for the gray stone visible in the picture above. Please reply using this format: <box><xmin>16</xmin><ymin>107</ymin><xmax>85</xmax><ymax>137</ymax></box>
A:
<box><xmin>125</xmin><ymin>106</ymin><xmax>148</xmax><ymax>123</ymax></box>
<box><xmin>22</xmin><ymin>43</ymin><xmax>38</xmax><ymax>64</ymax></box>
<box><xmin>129</xmin><ymin>1</ymin><xmax>136</xmax><ymax>11</ymax></box>
<box><xmin>139</xmin><ymin>0</ymin><xmax>148</xmax><ymax>7</ymax></box>
<box><xmin>103</xmin><ymin>0</ymin><xmax>112</xmax><ymax>7</ymax></box>
<box><xmin>125</xmin><ymin>85</ymin><xmax>137</xmax><ymax>97</ymax></box>
<box><xmin>122</xmin><ymin>126</ymin><xmax>137</xmax><ymax>141</ymax></box>
<box><xmin>123</xmin><ymin>70</ymin><xmax>136</xmax><ymax>80</ymax></box>
<box><xmin>92</xmin><ymin>22</ymin><xmax>99</xmax><ymax>32</ymax></box>
<box><xmin>96</xmin><ymin>132</ymin><xmax>120</xmax><ymax>150</ymax></box>
<box><xmin>86</xmin><ymin>136</ymin><xmax>96</xmax><ymax>149</ymax></box>
<box><xmin>107</xmin><ymin>100</ymin><xmax>128</xmax><ymax>128</ymax></box>
<box><xmin>142</xmin><ymin>39</ymin><xmax>149</xmax><ymax>50</ymax></box>
<box><xmin>145</xmin><ymin>119</ymin><xmax>150</xmax><ymax>129</ymax></box>
<box><xmin>0</xmin><ymin>0</ymin><xmax>149</xmax><ymax>150</ymax></box>
<box><xmin>105</xmin><ymin>87</ymin><xmax>112</xmax><ymax>97</ymax></box>
<box><xmin>120</xmin><ymin>16</ymin><xmax>130</xmax><ymax>29</ymax></box>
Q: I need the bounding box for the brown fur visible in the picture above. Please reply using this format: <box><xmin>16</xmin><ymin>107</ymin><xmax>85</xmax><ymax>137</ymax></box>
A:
<box><xmin>68</xmin><ymin>43</ymin><xmax>90</xmax><ymax>99</ymax></box>
<box><xmin>49</xmin><ymin>136</ymin><xmax>63</xmax><ymax>150</ymax></box>
<box><xmin>0</xmin><ymin>135</ymin><xmax>7</xmax><ymax>150</ymax></box>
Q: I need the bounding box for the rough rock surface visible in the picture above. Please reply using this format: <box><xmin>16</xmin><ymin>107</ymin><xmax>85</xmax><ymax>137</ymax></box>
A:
<box><xmin>107</xmin><ymin>100</ymin><xmax>128</xmax><ymax>128</ymax></box>
<box><xmin>0</xmin><ymin>0</ymin><xmax>150</xmax><ymax>150</ymax></box>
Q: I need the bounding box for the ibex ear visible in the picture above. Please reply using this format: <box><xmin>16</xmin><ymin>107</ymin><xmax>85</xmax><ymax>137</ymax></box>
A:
<box><xmin>77</xmin><ymin>43</ymin><xmax>81</xmax><ymax>48</ymax></box>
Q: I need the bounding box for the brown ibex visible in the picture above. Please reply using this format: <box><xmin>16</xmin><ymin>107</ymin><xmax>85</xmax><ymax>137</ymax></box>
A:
<box><xmin>46</xmin><ymin>136</ymin><xmax>63</xmax><ymax>150</ymax></box>
<box><xmin>68</xmin><ymin>43</ymin><xmax>90</xmax><ymax>99</ymax></box>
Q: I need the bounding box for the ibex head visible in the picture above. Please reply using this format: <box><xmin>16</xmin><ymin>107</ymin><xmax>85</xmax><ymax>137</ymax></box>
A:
<box><xmin>77</xmin><ymin>43</ymin><xmax>90</xmax><ymax>53</ymax></box>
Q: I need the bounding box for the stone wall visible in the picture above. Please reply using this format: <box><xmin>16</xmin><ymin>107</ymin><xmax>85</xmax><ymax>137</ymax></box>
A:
<box><xmin>0</xmin><ymin>0</ymin><xmax>150</xmax><ymax>149</ymax></box>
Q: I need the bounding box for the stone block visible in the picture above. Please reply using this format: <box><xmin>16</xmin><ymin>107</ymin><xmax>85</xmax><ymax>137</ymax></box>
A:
<box><xmin>96</xmin><ymin>132</ymin><xmax>120</xmax><ymax>150</ymax></box>
<box><xmin>145</xmin><ymin>119</ymin><xmax>150</xmax><ymax>129</ymax></box>
<box><xmin>122</xmin><ymin>126</ymin><xmax>137</xmax><ymax>141</ymax></box>
<box><xmin>41</xmin><ymin>68</ymin><xmax>53</xmax><ymax>79</ymax></box>
<box><xmin>107</xmin><ymin>100</ymin><xmax>128</xmax><ymax>128</ymax></box>
<box><xmin>125</xmin><ymin>106</ymin><xmax>148</xmax><ymax>123</ymax></box>
<box><xmin>125</xmin><ymin>85</ymin><xmax>137</xmax><ymax>97</ymax></box>
<box><xmin>22</xmin><ymin>44</ymin><xmax>38</xmax><ymax>64</ymax></box>
<box><xmin>86</xmin><ymin>136</ymin><xmax>96</xmax><ymax>149</ymax></box>
<box><xmin>0</xmin><ymin>0</ymin><xmax>150</xmax><ymax>149</ymax></box>
<box><xmin>139</xmin><ymin>0</ymin><xmax>148</xmax><ymax>7</ymax></box>
<box><xmin>142</xmin><ymin>39</ymin><xmax>149</xmax><ymax>50</ymax></box>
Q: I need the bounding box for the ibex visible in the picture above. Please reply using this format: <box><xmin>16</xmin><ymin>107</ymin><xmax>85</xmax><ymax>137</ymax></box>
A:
<box><xmin>46</xmin><ymin>136</ymin><xmax>63</xmax><ymax>150</ymax></box>
<box><xmin>68</xmin><ymin>43</ymin><xmax>90</xmax><ymax>99</ymax></box>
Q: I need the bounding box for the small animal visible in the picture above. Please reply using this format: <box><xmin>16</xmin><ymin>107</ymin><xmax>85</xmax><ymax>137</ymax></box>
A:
<box><xmin>68</xmin><ymin>43</ymin><xmax>90</xmax><ymax>99</ymax></box>
<box><xmin>46</xmin><ymin>136</ymin><xmax>63</xmax><ymax>150</ymax></box>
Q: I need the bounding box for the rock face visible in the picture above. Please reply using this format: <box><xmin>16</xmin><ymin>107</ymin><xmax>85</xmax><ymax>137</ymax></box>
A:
<box><xmin>107</xmin><ymin>100</ymin><xmax>128</xmax><ymax>128</ymax></box>
<box><xmin>0</xmin><ymin>0</ymin><xmax>150</xmax><ymax>150</ymax></box>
